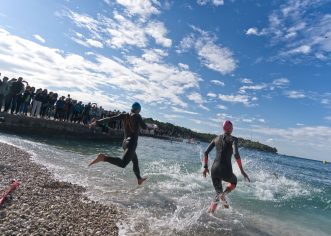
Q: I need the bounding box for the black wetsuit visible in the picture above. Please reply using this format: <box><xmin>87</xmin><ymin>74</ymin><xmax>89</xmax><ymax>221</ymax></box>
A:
<box><xmin>204</xmin><ymin>134</ymin><xmax>240</xmax><ymax>194</ymax></box>
<box><xmin>97</xmin><ymin>113</ymin><xmax>147</xmax><ymax>180</ymax></box>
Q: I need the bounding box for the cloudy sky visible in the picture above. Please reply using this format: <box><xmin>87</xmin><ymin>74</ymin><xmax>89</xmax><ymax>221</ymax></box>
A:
<box><xmin>0</xmin><ymin>0</ymin><xmax>331</xmax><ymax>161</ymax></box>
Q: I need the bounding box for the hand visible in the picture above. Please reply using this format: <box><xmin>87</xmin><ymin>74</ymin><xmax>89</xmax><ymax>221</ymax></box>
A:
<box><xmin>241</xmin><ymin>170</ymin><xmax>250</xmax><ymax>182</ymax></box>
<box><xmin>203</xmin><ymin>168</ymin><xmax>209</xmax><ymax>178</ymax></box>
<box><xmin>146</xmin><ymin>123</ymin><xmax>157</xmax><ymax>130</ymax></box>
<box><xmin>88</xmin><ymin>121</ymin><xmax>96</xmax><ymax>129</ymax></box>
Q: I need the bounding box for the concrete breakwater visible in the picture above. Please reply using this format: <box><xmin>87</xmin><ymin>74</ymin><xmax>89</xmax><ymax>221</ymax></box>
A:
<box><xmin>0</xmin><ymin>112</ymin><xmax>123</xmax><ymax>141</ymax></box>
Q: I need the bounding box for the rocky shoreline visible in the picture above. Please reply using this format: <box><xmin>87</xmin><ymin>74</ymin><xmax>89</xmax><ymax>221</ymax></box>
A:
<box><xmin>0</xmin><ymin>142</ymin><xmax>120</xmax><ymax>235</ymax></box>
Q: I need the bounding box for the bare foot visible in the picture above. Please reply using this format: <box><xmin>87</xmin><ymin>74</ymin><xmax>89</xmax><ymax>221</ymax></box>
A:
<box><xmin>137</xmin><ymin>177</ymin><xmax>148</xmax><ymax>185</ymax></box>
<box><xmin>220</xmin><ymin>194</ymin><xmax>229</xmax><ymax>208</ymax></box>
<box><xmin>207</xmin><ymin>202</ymin><xmax>218</xmax><ymax>213</ymax></box>
<box><xmin>88</xmin><ymin>154</ymin><xmax>106</xmax><ymax>167</ymax></box>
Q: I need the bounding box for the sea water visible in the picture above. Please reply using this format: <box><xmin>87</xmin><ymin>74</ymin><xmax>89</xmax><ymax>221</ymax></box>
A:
<box><xmin>0</xmin><ymin>133</ymin><xmax>330</xmax><ymax>236</ymax></box>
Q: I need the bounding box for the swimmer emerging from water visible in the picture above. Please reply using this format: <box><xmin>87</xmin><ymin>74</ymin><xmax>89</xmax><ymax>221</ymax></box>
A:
<box><xmin>89</xmin><ymin>102</ymin><xmax>154</xmax><ymax>185</ymax></box>
<box><xmin>203</xmin><ymin>120</ymin><xmax>250</xmax><ymax>213</ymax></box>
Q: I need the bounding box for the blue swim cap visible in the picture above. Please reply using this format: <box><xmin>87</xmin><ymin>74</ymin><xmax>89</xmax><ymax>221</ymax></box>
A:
<box><xmin>132</xmin><ymin>102</ymin><xmax>141</xmax><ymax>111</ymax></box>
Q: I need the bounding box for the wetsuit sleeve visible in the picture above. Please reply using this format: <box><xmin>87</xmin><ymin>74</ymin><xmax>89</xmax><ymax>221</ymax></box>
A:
<box><xmin>96</xmin><ymin>113</ymin><xmax>124</xmax><ymax>125</ymax></box>
<box><xmin>233</xmin><ymin>137</ymin><xmax>240</xmax><ymax>160</ymax></box>
<box><xmin>138</xmin><ymin>115</ymin><xmax>148</xmax><ymax>129</ymax></box>
<box><xmin>233</xmin><ymin>137</ymin><xmax>244</xmax><ymax>169</ymax></box>
<box><xmin>203</xmin><ymin>139</ymin><xmax>215</xmax><ymax>168</ymax></box>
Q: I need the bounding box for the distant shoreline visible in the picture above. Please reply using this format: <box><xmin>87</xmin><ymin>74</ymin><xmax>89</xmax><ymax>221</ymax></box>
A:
<box><xmin>0</xmin><ymin>112</ymin><xmax>277</xmax><ymax>153</ymax></box>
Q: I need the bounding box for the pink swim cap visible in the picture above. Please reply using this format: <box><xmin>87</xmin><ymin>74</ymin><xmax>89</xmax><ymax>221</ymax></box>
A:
<box><xmin>223</xmin><ymin>120</ymin><xmax>233</xmax><ymax>134</ymax></box>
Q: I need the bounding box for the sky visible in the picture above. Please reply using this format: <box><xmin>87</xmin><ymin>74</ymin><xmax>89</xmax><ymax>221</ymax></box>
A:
<box><xmin>0</xmin><ymin>0</ymin><xmax>331</xmax><ymax>161</ymax></box>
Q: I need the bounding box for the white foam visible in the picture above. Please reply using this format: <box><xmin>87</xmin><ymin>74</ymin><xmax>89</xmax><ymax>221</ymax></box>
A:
<box><xmin>233</xmin><ymin>158</ymin><xmax>320</xmax><ymax>202</ymax></box>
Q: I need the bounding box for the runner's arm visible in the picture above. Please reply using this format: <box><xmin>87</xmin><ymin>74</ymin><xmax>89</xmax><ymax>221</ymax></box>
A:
<box><xmin>203</xmin><ymin>140</ymin><xmax>215</xmax><ymax>177</ymax></box>
<box><xmin>95</xmin><ymin>113</ymin><xmax>124</xmax><ymax>126</ymax></box>
<box><xmin>138</xmin><ymin>115</ymin><xmax>148</xmax><ymax>129</ymax></box>
<box><xmin>233</xmin><ymin>138</ymin><xmax>250</xmax><ymax>182</ymax></box>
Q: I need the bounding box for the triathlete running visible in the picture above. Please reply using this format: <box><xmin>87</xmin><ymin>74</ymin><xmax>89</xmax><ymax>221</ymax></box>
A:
<box><xmin>88</xmin><ymin>102</ymin><xmax>153</xmax><ymax>185</ymax></box>
<box><xmin>203</xmin><ymin>120</ymin><xmax>250</xmax><ymax>213</ymax></box>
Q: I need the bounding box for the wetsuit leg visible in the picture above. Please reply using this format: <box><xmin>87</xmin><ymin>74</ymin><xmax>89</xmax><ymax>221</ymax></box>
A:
<box><xmin>131</xmin><ymin>152</ymin><xmax>142</xmax><ymax>179</ymax></box>
<box><xmin>211</xmin><ymin>177</ymin><xmax>223</xmax><ymax>195</ymax></box>
<box><xmin>211</xmin><ymin>162</ymin><xmax>223</xmax><ymax>195</ymax></box>
<box><xmin>223</xmin><ymin>174</ymin><xmax>237</xmax><ymax>193</ymax></box>
<box><xmin>104</xmin><ymin>148</ymin><xmax>135</xmax><ymax>168</ymax></box>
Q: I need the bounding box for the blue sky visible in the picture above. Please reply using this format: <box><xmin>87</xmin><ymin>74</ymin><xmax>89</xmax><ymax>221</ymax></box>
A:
<box><xmin>0</xmin><ymin>0</ymin><xmax>331</xmax><ymax>161</ymax></box>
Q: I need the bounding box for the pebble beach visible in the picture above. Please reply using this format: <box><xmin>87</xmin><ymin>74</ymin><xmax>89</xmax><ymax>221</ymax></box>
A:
<box><xmin>0</xmin><ymin>142</ymin><xmax>120</xmax><ymax>236</ymax></box>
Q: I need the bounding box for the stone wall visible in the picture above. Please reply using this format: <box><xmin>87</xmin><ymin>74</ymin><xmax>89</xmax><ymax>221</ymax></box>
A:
<box><xmin>0</xmin><ymin>113</ymin><xmax>123</xmax><ymax>141</ymax></box>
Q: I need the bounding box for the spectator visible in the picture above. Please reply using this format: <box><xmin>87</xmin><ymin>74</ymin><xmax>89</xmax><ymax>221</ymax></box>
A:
<box><xmin>31</xmin><ymin>88</ymin><xmax>43</xmax><ymax>117</ymax></box>
<box><xmin>19</xmin><ymin>86</ymin><xmax>32</xmax><ymax>114</ymax></box>
<box><xmin>48</xmin><ymin>93</ymin><xmax>58</xmax><ymax>118</ymax></box>
<box><xmin>39</xmin><ymin>89</ymin><xmax>49</xmax><ymax>118</ymax></box>
<box><xmin>55</xmin><ymin>96</ymin><xmax>65</xmax><ymax>121</ymax></box>
<box><xmin>4</xmin><ymin>77</ymin><xmax>25</xmax><ymax>113</ymax></box>
<box><xmin>82</xmin><ymin>102</ymin><xmax>91</xmax><ymax>125</ymax></box>
<box><xmin>67</xmin><ymin>99</ymin><xmax>75</xmax><ymax>122</ymax></box>
<box><xmin>0</xmin><ymin>77</ymin><xmax>9</xmax><ymax>111</ymax></box>
<box><xmin>72</xmin><ymin>101</ymin><xmax>83</xmax><ymax>123</ymax></box>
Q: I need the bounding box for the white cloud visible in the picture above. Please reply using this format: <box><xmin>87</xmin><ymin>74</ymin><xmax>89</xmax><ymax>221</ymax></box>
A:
<box><xmin>218</xmin><ymin>94</ymin><xmax>251</xmax><ymax>106</ymax></box>
<box><xmin>217</xmin><ymin>104</ymin><xmax>227</xmax><ymax>110</ymax></box>
<box><xmin>86</xmin><ymin>39</ymin><xmax>103</xmax><ymax>48</ymax></box>
<box><xmin>72</xmin><ymin>35</ymin><xmax>104</xmax><ymax>48</ymax></box>
<box><xmin>115</xmin><ymin>0</ymin><xmax>160</xmax><ymax>20</ymax></box>
<box><xmin>197</xmin><ymin>0</ymin><xmax>224</xmax><ymax>6</ymax></box>
<box><xmin>145</xmin><ymin>21</ymin><xmax>172</xmax><ymax>47</ymax></box>
<box><xmin>245</xmin><ymin>27</ymin><xmax>264</xmax><ymax>36</ymax></box>
<box><xmin>258</xmin><ymin>118</ymin><xmax>265</xmax><ymax>123</ymax></box>
<box><xmin>285</xmin><ymin>45</ymin><xmax>311</xmax><ymax>55</ymax></box>
<box><xmin>196</xmin><ymin>40</ymin><xmax>236</xmax><ymax>75</ymax></box>
<box><xmin>191</xmin><ymin>118</ymin><xmax>202</xmax><ymax>124</ymax></box>
<box><xmin>210</xmin><ymin>80</ymin><xmax>225</xmax><ymax>86</ymax></box>
<box><xmin>187</xmin><ymin>92</ymin><xmax>204</xmax><ymax>105</ymax></box>
<box><xmin>239</xmin><ymin>84</ymin><xmax>267</xmax><ymax>93</ymax></box>
<box><xmin>33</xmin><ymin>34</ymin><xmax>46</xmax><ymax>43</ymax></box>
<box><xmin>325</xmin><ymin>116</ymin><xmax>331</xmax><ymax>121</ymax></box>
<box><xmin>142</xmin><ymin>49</ymin><xmax>168</xmax><ymax>62</ymax></box>
<box><xmin>240</xmin><ymin>78</ymin><xmax>253</xmax><ymax>84</ymax></box>
<box><xmin>127</xmin><ymin>55</ymin><xmax>200</xmax><ymax>107</ymax></box>
<box><xmin>177</xmin><ymin>34</ymin><xmax>195</xmax><ymax>53</ymax></box>
<box><xmin>210</xmin><ymin>113</ymin><xmax>233</xmax><ymax>124</ymax></box>
<box><xmin>321</xmin><ymin>99</ymin><xmax>330</xmax><ymax>105</ymax></box>
<box><xmin>247</xmin><ymin>1</ymin><xmax>331</xmax><ymax>61</ymax></box>
<box><xmin>207</xmin><ymin>92</ymin><xmax>217</xmax><ymax>98</ymax></box>
<box><xmin>65</xmin><ymin>10</ymin><xmax>99</xmax><ymax>32</ymax></box>
<box><xmin>286</xmin><ymin>90</ymin><xmax>306</xmax><ymax>99</ymax></box>
<box><xmin>172</xmin><ymin>107</ymin><xmax>198</xmax><ymax>115</ymax></box>
<box><xmin>178</xmin><ymin>28</ymin><xmax>236</xmax><ymax>75</ymax></box>
<box><xmin>64</xmin><ymin>9</ymin><xmax>172</xmax><ymax>49</ymax></box>
<box><xmin>0</xmin><ymin>28</ymin><xmax>200</xmax><ymax>112</ymax></box>
<box><xmin>178</xmin><ymin>63</ymin><xmax>189</xmax><ymax>70</ymax></box>
<box><xmin>250</xmin><ymin>125</ymin><xmax>331</xmax><ymax>156</ymax></box>
<box><xmin>242</xmin><ymin>118</ymin><xmax>253</xmax><ymax>123</ymax></box>
<box><xmin>163</xmin><ymin>113</ymin><xmax>184</xmax><ymax>120</ymax></box>
<box><xmin>272</xmin><ymin>78</ymin><xmax>290</xmax><ymax>87</ymax></box>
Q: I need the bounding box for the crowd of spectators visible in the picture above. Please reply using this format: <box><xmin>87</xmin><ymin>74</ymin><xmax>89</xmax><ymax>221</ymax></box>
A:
<box><xmin>0</xmin><ymin>75</ymin><xmax>125</xmax><ymax>131</ymax></box>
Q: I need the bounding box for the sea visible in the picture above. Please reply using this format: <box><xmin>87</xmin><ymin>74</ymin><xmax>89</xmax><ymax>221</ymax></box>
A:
<box><xmin>0</xmin><ymin>132</ymin><xmax>330</xmax><ymax>236</ymax></box>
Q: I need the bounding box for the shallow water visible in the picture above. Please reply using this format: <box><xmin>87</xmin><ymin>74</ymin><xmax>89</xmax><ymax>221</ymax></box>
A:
<box><xmin>0</xmin><ymin>133</ymin><xmax>330</xmax><ymax>236</ymax></box>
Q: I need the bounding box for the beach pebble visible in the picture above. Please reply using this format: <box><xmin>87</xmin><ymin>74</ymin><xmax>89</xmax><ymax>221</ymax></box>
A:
<box><xmin>0</xmin><ymin>142</ymin><xmax>120</xmax><ymax>235</ymax></box>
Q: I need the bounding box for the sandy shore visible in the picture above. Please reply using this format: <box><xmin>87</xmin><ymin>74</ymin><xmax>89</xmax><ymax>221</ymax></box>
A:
<box><xmin>0</xmin><ymin>142</ymin><xmax>120</xmax><ymax>236</ymax></box>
